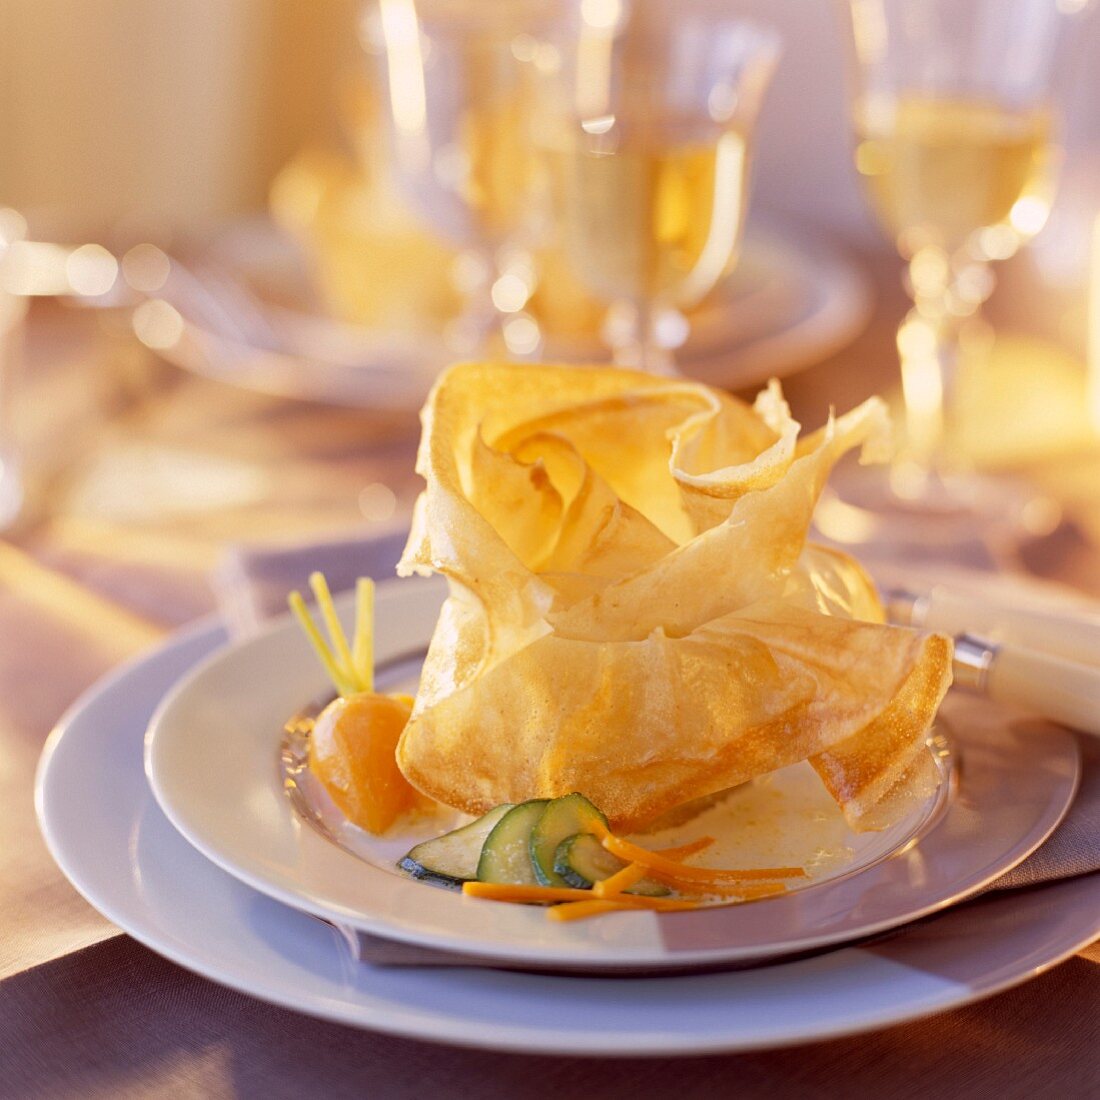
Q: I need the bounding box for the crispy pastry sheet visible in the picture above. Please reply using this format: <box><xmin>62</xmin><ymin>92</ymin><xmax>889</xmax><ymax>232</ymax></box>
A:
<box><xmin>397</xmin><ymin>363</ymin><xmax>952</xmax><ymax>830</ymax></box>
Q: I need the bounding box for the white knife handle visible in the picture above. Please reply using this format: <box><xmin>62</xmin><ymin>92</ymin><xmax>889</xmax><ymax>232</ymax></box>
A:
<box><xmin>925</xmin><ymin>587</ymin><xmax>1100</xmax><ymax>670</ymax></box>
<box><xmin>983</xmin><ymin>641</ymin><xmax>1100</xmax><ymax>738</ymax></box>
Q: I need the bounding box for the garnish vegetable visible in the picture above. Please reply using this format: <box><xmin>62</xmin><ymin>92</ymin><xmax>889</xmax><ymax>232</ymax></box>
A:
<box><xmin>399</xmin><ymin>792</ymin><xmax>802</xmax><ymax>922</ymax></box>
<box><xmin>290</xmin><ymin>572</ymin><xmax>428</xmax><ymax>834</ymax></box>
<box><xmin>289</xmin><ymin>573</ymin><xmax>376</xmax><ymax>697</ymax></box>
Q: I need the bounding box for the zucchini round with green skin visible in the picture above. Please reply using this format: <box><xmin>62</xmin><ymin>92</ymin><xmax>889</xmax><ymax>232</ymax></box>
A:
<box><xmin>476</xmin><ymin>799</ymin><xmax>550</xmax><ymax>885</ymax></box>
<box><xmin>529</xmin><ymin>793</ymin><xmax>609</xmax><ymax>887</ymax></box>
<box><xmin>398</xmin><ymin>804</ymin><xmax>513</xmax><ymax>888</ymax></box>
<box><xmin>554</xmin><ymin>833</ymin><xmax>671</xmax><ymax>897</ymax></box>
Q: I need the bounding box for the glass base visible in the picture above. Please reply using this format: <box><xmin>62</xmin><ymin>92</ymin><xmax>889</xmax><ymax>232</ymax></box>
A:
<box><xmin>814</xmin><ymin>460</ymin><xmax>1062</xmax><ymax>554</ymax></box>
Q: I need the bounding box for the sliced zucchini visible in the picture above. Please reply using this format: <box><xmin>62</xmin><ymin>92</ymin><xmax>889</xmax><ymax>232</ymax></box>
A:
<box><xmin>529</xmin><ymin>792</ymin><xmax>609</xmax><ymax>886</ymax></box>
<box><xmin>398</xmin><ymin>804</ymin><xmax>514</xmax><ymax>888</ymax></box>
<box><xmin>554</xmin><ymin>833</ymin><xmax>670</xmax><ymax>897</ymax></box>
<box><xmin>476</xmin><ymin>799</ymin><xmax>550</xmax><ymax>885</ymax></box>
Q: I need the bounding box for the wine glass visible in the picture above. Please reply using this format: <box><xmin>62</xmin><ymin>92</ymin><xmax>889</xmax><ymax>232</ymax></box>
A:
<box><xmin>833</xmin><ymin>0</ymin><xmax>1093</xmax><ymax>541</ymax></box>
<box><xmin>364</xmin><ymin>0</ymin><xmax>548</xmax><ymax>357</ymax></box>
<box><xmin>531</xmin><ymin>1</ymin><xmax>779</xmax><ymax>376</ymax></box>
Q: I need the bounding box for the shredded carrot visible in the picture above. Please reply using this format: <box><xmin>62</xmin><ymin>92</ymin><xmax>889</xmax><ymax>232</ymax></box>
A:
<box><xmin>548</xmin><ymin>897</ymin><xmax>704</xmax><ymax>921</ymax></box>
<box><xmin>463</xmin><ymin>881</ymin><xmax>704</xmax><ymax>912</ymax></box>
<box><xmin>678</xmin><ymin>880</ymin><xmax>789</xmax><ymax>900</ymax></box>
<box><xmin>600</xmin><ymin>897</ymin><xmax>702</xmax><ymax>913</ymax></box>
<box><xmin>546</xmin><ymin>899</ymin><xmax>632</xmax><ymax>922</ymax></box>
<box><xmin>592</xmin><ymin>862</ymin><xmax>648</xmax><ymax>898</ymax></box>
<box><xmin>627</xmin><ymin>896</ymin><xmax>701</xmax><ymax>913</ymax></box>
<box><xmin>655</xmin><ymin>836</ymin><xmax>715</xmax><ymax>860</ymax></box>
<box><xmin>551</xmin><ymin>886</ymin><xmax>785</xmax><ymax>920</ymax></box>
<box><xmin>462</xmin><ymin>882</ymin><xmax>595</xmax><ymax>904</ymax></box>
<box><xmin>596</xmin><ymin>829</ymin><xmax>806</xmax><ymax>884</ymax></box>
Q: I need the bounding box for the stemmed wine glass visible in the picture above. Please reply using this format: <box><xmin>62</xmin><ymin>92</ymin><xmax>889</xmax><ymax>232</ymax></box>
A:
<box><xmin>365</xmin><ymin>0</ymin><xmax>548</xmax><ymax>357</ymax></box>
<box><xmin>531</xmin><ymin>0</ymin><xmax>779</xmax><ymax>376</ymax></box>
<box><xmin>833</xmin><ymin>0</ymin><xmax>1093</xmax><ymax>540</ymax></box>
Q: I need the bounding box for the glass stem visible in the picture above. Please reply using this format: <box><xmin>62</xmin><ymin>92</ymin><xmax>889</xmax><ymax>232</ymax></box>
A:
<box><xmin>447</xmin><ymin>247</ymin><xmax>545</xmax><ymax>359</ymax></box>
<box><xmin>896</xmin><ymin>252</ymin><xmax>995</xmax><ymax>487</ymax></box>
<box><xmin>603</xmin><ymin>299</ymin><xmax>684</xmax><ymax>377</ymax></box>
<box><xmin>446</xmin><ymin>248</ymin><xmax>501</xmax><ymax>356</ymax></box>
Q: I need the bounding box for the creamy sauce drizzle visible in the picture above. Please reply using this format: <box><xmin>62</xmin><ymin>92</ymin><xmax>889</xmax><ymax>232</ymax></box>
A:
<box><xmin>635</xmin><ymin>763</ymin><xmax>855</xmax><ymax>883</ymax></box>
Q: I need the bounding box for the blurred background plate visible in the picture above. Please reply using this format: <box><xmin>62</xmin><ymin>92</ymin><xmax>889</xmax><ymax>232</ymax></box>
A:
<box><xmin>146</xmin><ymin>218</ymin><xmax>870</xmax><ymax>410</ymax></box>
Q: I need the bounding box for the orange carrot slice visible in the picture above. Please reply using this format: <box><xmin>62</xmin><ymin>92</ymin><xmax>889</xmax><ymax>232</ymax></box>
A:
<box><xmin>547</xmin><ymin>897</ymin><xmax>704</xmax><ymax>921</ymax></box>
<box><xmin>463</xmin><ymin>882</ymin><xmax>597</xmax><ymax>904</ymax></box>
<box><xmin>546</xmin><ymin>900</ymin><xmax>634</xmax><ymax>922</ymax></box>
<box><xmin>592</xmin><ymin>862</ymin><xmax>648</xmax><ymax>898</ymax></box>
<box><xmin>654</xmin><ymin>836</ymin><xmax>716</xmax><ymax>860</ymax></box>
<box><xmin>463</xmin><ymin>881</ymin><xmax>703</xmax><ymax>912</ymax></box>
<box><xmin>596</xmin><ymin>829</ymin><xmax>806</xmax><ymax>884</ymax></box>
<box><xmin>682</xmin><ymin>881</ymin><xmax>789</xmax><ymax>900</ymax></box>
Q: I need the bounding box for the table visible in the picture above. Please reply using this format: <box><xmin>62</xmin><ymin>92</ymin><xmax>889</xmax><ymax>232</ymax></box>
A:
<box><xmin>2</xmin><ymin>258</ymin><xmax>1098</xmax><ymax>1096</ymax></box>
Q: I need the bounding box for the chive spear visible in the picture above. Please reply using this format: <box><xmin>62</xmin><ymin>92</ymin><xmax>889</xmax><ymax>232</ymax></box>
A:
<box><xmin>289</xmin><ymin>573</ymin><xmax>376</xmax><ymax>697</ymax></box>
<box><xmin>288</xmin><ymin>589</ymin><xmax>354</xmax><ymax>696</ymax></box>
<box><xmin>352</xmin><ymin>577</ymin><xmax>375</xmax><ymax>694</ymax></box>
<box><xmin>309</xmin><ymin>571</ymin><xmax>357</xmax><ymax>681</ymax></box>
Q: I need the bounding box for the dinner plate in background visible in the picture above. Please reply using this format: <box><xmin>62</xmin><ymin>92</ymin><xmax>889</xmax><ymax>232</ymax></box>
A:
<box><xmin>134</xmin><ymin>220</ymin><xmax>870</xmax><ymax>410</ymax></box>
<box><xmin>144</xmin><ymin>576</ymin><xmax>1079</xmax><ymax>973</ymax></box>
<box><xmin>37</xmin><ymin>615</ymin><xmax>1100</xmax><ymax>1056</ymax></box>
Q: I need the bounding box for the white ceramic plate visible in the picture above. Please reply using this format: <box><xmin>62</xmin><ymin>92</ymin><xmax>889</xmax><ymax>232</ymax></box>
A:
<box><xmin>148</xmin><ymin>222</ymin><xmax>870</xmax><ymax>410</ymax></box>
<box><xmin>144</xmin><ymin>577</ymin><xmax>1080</xmax><ymax>972</ymax></box>
<box><xmin>37</xmin><ymin>618</ymin><xmax>1100</xmax><ymax>1056</ymax></box>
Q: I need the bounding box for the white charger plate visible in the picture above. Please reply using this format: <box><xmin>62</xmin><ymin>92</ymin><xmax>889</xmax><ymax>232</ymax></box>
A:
<box><xmin>143</xmin><ymin>577</ymin><xmax>1079</xmax><ymax>972</ymax></box>
<box><xmin>37</xmin><ymin>616</ymin><xmax>1100</xmax><ymax>1056</ymax></box>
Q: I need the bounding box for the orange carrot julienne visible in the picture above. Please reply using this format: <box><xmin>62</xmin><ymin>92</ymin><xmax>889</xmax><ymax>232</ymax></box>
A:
<box><xmin>462</xmin><ymin>882</ymin><xmax>592</xmax><ymax>903</ymax></box>
<box><xmin>463</xmin><ymin>881</ymin><xmax>705</xmax><ymax>912</ymax></box>
<box><xmin>548</xmin><ymin>885</ymin><xmax>788</xmax><ymax>921</ymax></box>
<box><xmin>546</xmin><ymin>899</ymin><xmax>632</xmax><ymax>922</ymax></box>
<box><xmin>548</xmin><ymin>897</ymin><xmax>704</xmax><ymax>921</ymax></box>
<box><xmin>654</xmin><ymin>836</ymin><xmax>716</xmax><ymax>860</ymax></box>
<box><xmin>547</xmin><ymin>879</ymin><xmax>791</xmax><ymax>922</ymax></box>
<box><xmin>592</xmin><ymin>862</ymin><xmax>648</xmax><ymax>898</ymax></box>
<box><xmin>577</xmin><ymin>894</ymin><xmax>703</xmax><ymax>912</ymax></box>
<box><xmin>670</xmin><ymin>880</ymin><xmax>789</xmax><ymax>900</ymax></box>
<box><xmin>597</xmin><ymin>830</ymin><xmax>806</xmax><ymax>883</ymax></box>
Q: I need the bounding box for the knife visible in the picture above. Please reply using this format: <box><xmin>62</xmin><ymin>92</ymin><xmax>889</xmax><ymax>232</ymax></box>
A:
<box><xmin>884</xmin><ymin>588</ymin><xmax>1100</xmax><ymax>739</ymax></box>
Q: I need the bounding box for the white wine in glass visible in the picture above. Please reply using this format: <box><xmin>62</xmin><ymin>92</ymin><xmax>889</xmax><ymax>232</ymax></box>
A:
<box><xmin>855</xmin><ymin>97</ymin><xmax>1054</xmax><ymax>256</ymax></box>
<box><xmin>834</xmin><ymin>0</ymin><xmax>1091</xmax><ymax>541</ymax></box>
<box><xmin>367</xmin><ymin>0</ymin><xmax>546</xmax><ymax>356</ymax></box>
<box><xmin>534</xmin><ymin>2</ymin><xmax>778</xmax><ymax>376</ymax></box>
<box><xmin>543</xmin><ymin>122</ymin><xmax>749</xmax><ymax>318</ymax></box>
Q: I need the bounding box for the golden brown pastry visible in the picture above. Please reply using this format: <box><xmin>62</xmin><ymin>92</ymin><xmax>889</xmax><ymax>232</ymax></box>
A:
<box><xmin>397</xmin><ymin>362</ymin><xmax>952</xmax><ymax>831</ymax></box>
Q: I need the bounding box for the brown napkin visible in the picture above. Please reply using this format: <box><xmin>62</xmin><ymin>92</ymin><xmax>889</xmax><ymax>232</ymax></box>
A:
<box><xmin>216</xmin><ymin>533</ymin><xmax>1100</xmax><ymax>969</ymax></box>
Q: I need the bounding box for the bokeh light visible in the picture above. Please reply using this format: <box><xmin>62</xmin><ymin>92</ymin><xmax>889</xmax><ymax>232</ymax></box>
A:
<box><xmin>503</xmin><ymin>314</ymin><xmax>540</xmax><ymax>355</ymax></box>
<box><xmin>132</xmin><ymin>299</ymin><xmax>184</xmax><ymax>349</ymax></box>
<box><xmin>65</xmin><ymin>244</ymin><xmax>119</xmax><ymax>298</ymax></box>
<box><xmin>359</xmin><ymin>482</ymin><xmax>397</xmax><ymax>523</ymax></box>
<box><xmin>122</xmin><ymin>243</ymin><xmax>171</xmax><ymax>293</ymax></box>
